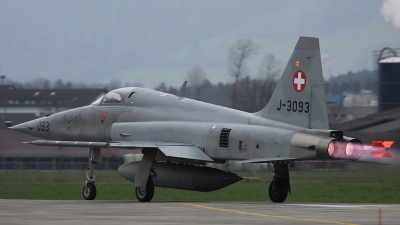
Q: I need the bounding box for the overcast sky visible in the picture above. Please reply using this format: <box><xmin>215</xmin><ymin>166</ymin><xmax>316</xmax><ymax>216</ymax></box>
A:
<box><xmin>0</xmin><ymin>0</ymin><xmax>399</xmax><ymax>88</ymax></box>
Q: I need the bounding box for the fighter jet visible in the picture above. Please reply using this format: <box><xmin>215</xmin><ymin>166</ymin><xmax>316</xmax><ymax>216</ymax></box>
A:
<box><xmin>10</xmin><ymin>37</ymin><xmax>387</xmax><ymax>203</ymax></box>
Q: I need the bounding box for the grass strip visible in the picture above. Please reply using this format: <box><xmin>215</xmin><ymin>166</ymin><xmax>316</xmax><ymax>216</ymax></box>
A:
<box><xmin>1</xmin><ymin>181</ymin><xmax>399</xmax><ymax>203</ymax></box>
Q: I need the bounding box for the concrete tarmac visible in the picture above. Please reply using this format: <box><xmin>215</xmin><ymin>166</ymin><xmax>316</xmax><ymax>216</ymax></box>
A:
<box><xmin>0</xmin><ymin>200</ymin><xmax>399</xmax><ymax>225</ymax></box>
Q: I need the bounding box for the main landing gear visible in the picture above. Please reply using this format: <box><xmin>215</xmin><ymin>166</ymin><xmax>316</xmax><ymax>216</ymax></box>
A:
<box><xmin>135</xmin><ymin>177</ymin><xmax>155</xmax><ymax>202</ymax></box>
<box><xmin>269</xmin><ymin>162</ymin><xmax>291</xmax><ymax>203</ymax></box>
<box><xmin>83</xmin><ymin>148</ymin><xmax>101</xmax><ymax>200</ymax></box>
<box><xmin>134</xmin><ymin>149</ymin><xmax>158</xmax><ymax>202</ymax></box>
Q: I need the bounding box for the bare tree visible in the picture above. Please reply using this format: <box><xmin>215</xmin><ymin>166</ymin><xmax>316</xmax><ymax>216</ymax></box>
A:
<box><xmin>257</xmin><ymin>54</ymin><xmax>281</xmax><ymax>109</ymax></box>
<box><xmin>259</xmin><ymin>54</ymin><xmax>281</xmax><ymax>79</ymax></box>
<box><xmin>228</xmin><ymin>39</ymin><xmax>258</xmax><ymax>109</ymax></box>
<box><xmin>186</xmin><ymin>66</ymin><xmax>208</xmax><ymax>100</ymax></box>
<box><xmin>23</xmin><ymin>78</ymin><xmax>51</xmax><ymax>89</ymax></box>
<box><xmin>236</xmin><ymin>76</ymin><xmax>260</xmax><ymax>112</ymax></box>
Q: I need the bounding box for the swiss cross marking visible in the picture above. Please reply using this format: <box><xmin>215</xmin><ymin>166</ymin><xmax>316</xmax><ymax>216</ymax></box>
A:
<box><xmin>99</xmin><ymin>111</ymin><xmax>107</xmax><ymax>124</ymax></box>
<box><xmin>293</xmin><ymin>70</ymin><xmax>306</xmax><ymax>92</ymax></box>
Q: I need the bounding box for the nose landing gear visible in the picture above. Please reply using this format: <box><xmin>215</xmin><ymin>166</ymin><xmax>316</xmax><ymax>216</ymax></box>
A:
<box><xmin>82</xmin><ymin>148</ymin><xmax>101</xmax><ymax>200</ymax></box>
<box><xmin>83</xmin><ymin>182</ymin><xmax>97</xmax><ymax>200</ymax></box>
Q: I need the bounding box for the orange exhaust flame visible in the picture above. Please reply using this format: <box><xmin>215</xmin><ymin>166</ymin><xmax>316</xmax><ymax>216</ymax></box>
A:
<box><xmin>367</xmin><ymin>141</ymin><xmax>394</xmax><ymax>158</ymax></box>
<box><xmin>382</xmin><ymin>141</ymin><xmax>394</xmax><ymax>148</ymax></box>
<box><xmin>371</xmin><ymin>141</ymin><xmax>394</xmax><ymax>149</ymax></box>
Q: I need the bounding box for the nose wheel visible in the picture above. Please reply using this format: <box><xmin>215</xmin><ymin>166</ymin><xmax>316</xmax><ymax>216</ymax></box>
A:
<box><xmin>82</xmin><ymin>148</ymin><xmax>99</xmax><ymax>200</ymax></box>
<box><xmin>83</xmin><ymin>182</ymin><xmax>97</xmax><ymax>200</ymax></box>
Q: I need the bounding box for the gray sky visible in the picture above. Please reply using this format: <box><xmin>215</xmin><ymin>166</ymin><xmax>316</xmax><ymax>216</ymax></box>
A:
<box><xmin>0</xmin><ymin>0</ymin><xmax>399</xmax><ymax>88</ymax></box>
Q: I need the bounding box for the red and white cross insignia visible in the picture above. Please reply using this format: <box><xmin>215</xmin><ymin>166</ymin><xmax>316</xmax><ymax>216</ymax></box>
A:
<box><xmin>292</xmin><ymin>70</ymin><xmax>306</xmax><ymax>92</ymax></box>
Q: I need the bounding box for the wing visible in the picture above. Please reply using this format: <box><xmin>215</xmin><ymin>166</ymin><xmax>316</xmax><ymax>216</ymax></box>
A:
<box><xmin>238</xmin><ymin>157</ymin><xmax>296</xmax><ymax>163</ymax></box>
<box><xmin>24</xmin><ymin>139</ymin><xmax>213</xmax><ymax>162</ymax></box>
<box><xmin>110</xmin><ymin>141</ymin><xmax>214</xmax><ymax>162</ymax></box>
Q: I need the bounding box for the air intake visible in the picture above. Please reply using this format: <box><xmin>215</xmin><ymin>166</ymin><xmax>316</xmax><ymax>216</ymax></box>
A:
<box><xmin>219</xmin><ymin>128</ymin><xmax>231</xmax><ymax>148</ymax></box>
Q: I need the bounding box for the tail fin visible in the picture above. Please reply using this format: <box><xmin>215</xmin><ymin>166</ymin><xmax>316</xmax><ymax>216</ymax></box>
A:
<box><xmin>255</xmin><ymin>37</ymin><xmax>328</xmax><ymax>129</ymax></box>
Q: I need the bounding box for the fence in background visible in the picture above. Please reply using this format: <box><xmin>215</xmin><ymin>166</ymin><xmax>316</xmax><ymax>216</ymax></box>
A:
<box><xmin>0</xmin><ymin>156</ymin><xmax>364</xmax><ymax>183</ymax></box>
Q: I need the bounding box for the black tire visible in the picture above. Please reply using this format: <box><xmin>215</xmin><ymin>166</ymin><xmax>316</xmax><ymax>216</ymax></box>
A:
<box><xmin>83</xmin><ymin>183</ymin><xmax>97</xmax><ymax>200</ymax></box>
<box><xmin>268</xmin><ymin>180</ymin><xmax>288</xmax><ymax>203</ymax></box>
<box><xmin>135</xmin><ymin>178</ymin><xmax>155</xmax><ymax>202</ymax></box>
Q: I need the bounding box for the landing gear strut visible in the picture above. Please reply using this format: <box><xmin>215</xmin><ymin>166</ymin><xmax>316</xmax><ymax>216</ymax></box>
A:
<box><xmin>134</xmin><ymin>148</ymin><xmax>158</xmax><ymax>202</ymax></box>
<box><xmin>83</xmin><ymin>148</ymin><xmax>101</xmax><ymax>200</ymax></box>
<box><xmin>269</xmin><ymin>162</ymin><xmax>290</xmax><ymax>203</ymax></box>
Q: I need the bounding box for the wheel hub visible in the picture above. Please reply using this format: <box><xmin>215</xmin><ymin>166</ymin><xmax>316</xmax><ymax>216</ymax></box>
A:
<box><xmin>137</xmin><ymin>188</ymin><xmax>146</xmax><ymax>198</ymax></box>
<box><xmin>84</xmin><ymin>186</ymin><xmax>90</xmax><ymax>197</ymax></box>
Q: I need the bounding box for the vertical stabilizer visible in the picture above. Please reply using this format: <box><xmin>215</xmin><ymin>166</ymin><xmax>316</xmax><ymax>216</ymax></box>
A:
<box><xmin>255</xmin><ymin>37</ymin><xmax>328</xmax><ymax>129</ymax></box>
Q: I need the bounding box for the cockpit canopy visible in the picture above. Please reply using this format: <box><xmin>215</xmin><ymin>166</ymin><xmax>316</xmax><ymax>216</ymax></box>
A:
<box><xmin>91</xmin><ymin>87</ymin><xmax>137</xmax><ymax>105</ymax></box>
<box><xmin>102</xmin><ymin>92</ymin><xmax>123</xmax><ymax>104</ymax></box>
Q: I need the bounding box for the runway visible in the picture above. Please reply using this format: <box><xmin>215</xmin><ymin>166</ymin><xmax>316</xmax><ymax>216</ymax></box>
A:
<box><xmin>0</xmin><ymin>200</ymin><xmax>399</xmax><ymax>225</ymax></box>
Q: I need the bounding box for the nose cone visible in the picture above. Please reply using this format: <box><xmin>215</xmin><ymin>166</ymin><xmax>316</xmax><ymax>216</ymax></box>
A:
<box><xmin>10</xmin><ymin>121</ymin><xmax>34</xmax><ymax>135</ymax></box>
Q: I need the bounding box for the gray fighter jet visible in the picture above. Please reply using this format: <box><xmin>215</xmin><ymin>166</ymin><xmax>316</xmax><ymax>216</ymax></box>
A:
<box><xmin>10</xmin><ymin>37</ymin><xmax>377</xmax><ymax>203</ymax></box>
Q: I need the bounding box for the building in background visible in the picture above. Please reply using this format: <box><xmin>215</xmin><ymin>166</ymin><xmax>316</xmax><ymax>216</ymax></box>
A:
<box><xmin>0</xmin><ymin>85</ymin><xmax>107</xmax><ymax>127</ymax></box>
<box><xmin>379</xmin><ymin>56</ymin><xmax>400</xmax><ymax>112</ymax></box>
<box><xmin>326</xmin><ymin>90</ymin><xmax>378</xmax><ymax>124</ymax></box>
<box><xmin>373</xmin><ymin>47</ymin><xmax>400</xmax><ymax>112</ymax></box>
<box><xmin>0</xmin><ymin>85</ymin><xmax>119</xmax><ymax>173</ymax></box>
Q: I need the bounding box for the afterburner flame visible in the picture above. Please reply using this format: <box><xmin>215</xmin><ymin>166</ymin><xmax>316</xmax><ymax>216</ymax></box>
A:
<box><xmin>345</xmin><ymin>140</ymin><xmax>363</xmax><ymax>161</ymax></box>
<box><xmin>328</xmin><ymin>140</ymin><xmax>346</xmax><ymax>159</ymax></box>
<box><xmin>328</xmin><ymin>141</ymin><xmax>335</xmax><ymax>157</ymax></box>
<box><xmin>328</xmin><ymin>139</ymin><xmax>363</xmax><ymax>160</ymax></box>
